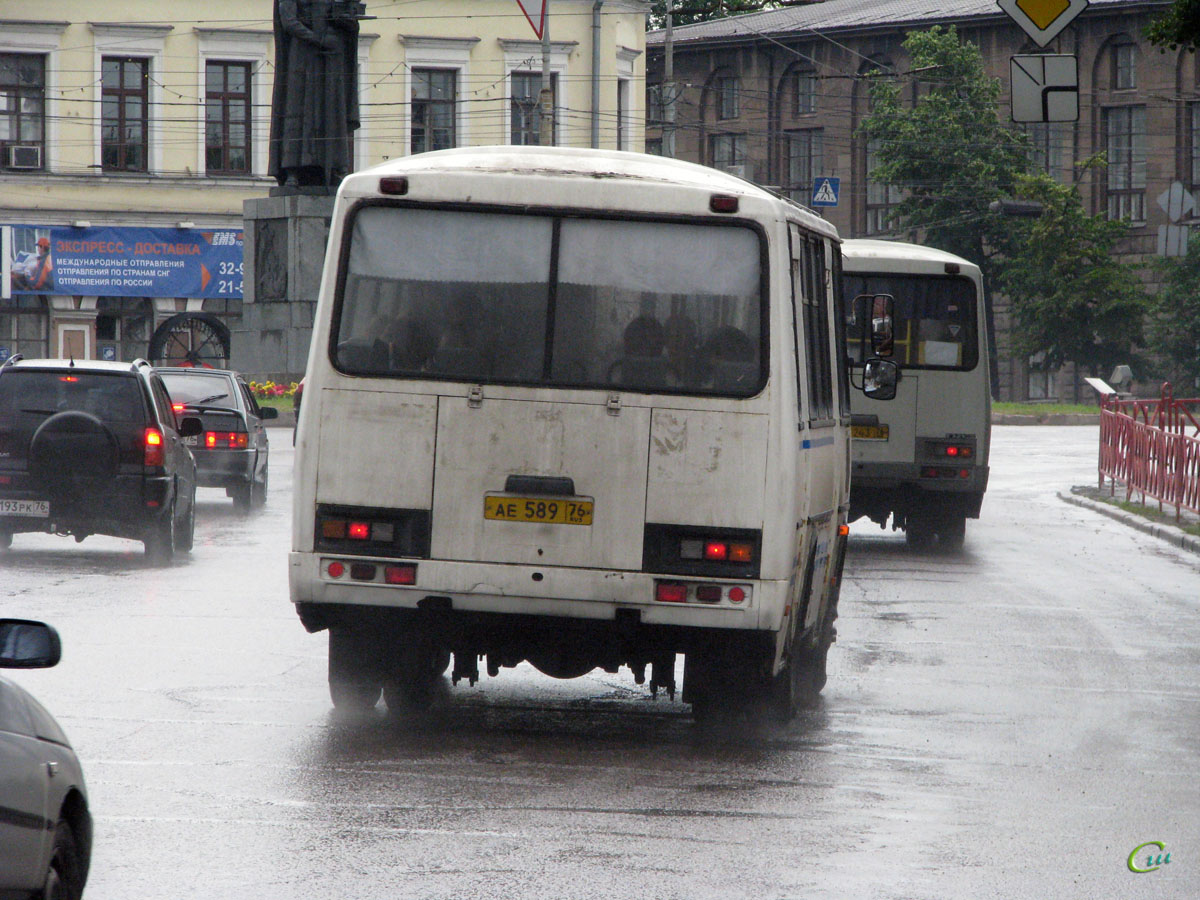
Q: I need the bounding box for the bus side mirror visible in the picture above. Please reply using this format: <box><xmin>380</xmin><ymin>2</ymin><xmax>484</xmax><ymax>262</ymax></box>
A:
<box><xmin>868</xmin><ymin>294</ymin><xmax>894</xmax><ymax>357</ymax></box>
<box><xmin>862</xmin><ymin>358</ymin><xmax>899</xmax><ymax>401</ymax></box>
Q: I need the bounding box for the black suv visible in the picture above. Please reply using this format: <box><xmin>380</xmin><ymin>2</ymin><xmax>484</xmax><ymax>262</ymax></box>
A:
<box><xmin>0</xmin><ymin>356</ymin><xmax>201</xmax><ymax>564</ymax></box>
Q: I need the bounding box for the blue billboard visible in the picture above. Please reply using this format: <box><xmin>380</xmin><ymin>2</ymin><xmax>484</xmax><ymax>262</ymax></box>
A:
<box><xmin>6</xmin><ymin>224</ymin><xmax>244</xmax><ymax>299</ymax></box>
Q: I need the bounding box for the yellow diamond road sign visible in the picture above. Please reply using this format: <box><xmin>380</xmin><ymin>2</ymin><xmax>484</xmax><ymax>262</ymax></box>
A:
<box><xmin>997</xmin><ymin>0</ymin><xmax>1089</xmax><ymax>47</ymax></box>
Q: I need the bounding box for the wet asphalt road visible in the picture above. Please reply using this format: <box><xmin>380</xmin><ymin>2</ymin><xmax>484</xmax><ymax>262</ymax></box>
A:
<box><xmin>1</xmin><ymin>425</ymin><xmax>1197</xmax><ymax>899</ymax></box>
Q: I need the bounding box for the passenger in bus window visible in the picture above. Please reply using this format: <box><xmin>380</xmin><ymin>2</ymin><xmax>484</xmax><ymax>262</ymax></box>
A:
<box><xmin>665</xmin><ymin>311</ymin><xmax>701</xmax><ymax>387</ymax></box>
<box><xmin>701</xmin><ymin>325</ymin><xmax>757</xmax><ymax>392</ymax></box>
<box><xmin>607</xmin><ymin>315</ymin><xmax>676</xmax><ymax>388</ymax></box>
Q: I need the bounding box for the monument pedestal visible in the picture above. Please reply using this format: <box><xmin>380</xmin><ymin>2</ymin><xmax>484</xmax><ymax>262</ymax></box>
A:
<box><xmin>234</xmin><ymin>193</ymin><xmax>334</xmax><ymax>379</ymax></box>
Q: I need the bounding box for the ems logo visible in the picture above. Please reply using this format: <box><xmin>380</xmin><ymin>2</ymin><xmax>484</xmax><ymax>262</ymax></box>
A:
<box><xmin>811</xmin><ymin>177</ymin><xmax>840</xmax><ymax>208</ymax></box>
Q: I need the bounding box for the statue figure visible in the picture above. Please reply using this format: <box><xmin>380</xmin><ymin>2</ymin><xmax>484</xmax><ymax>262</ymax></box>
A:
<box><xmin>269</xmin><ymin>0</ymin><xmax>362</xmax><ymax>189</ymax></box>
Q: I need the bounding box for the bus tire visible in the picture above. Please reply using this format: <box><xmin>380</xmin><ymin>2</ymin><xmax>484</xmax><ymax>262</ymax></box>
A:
<box><xmin>383</xmin><ymin>638</ymin><xmax>449</xmax><ymax>713</ymax></box>
<box><xmin>328</xmin><ymin>627</ymin><xmax>382</xmax><ymax>711</ymax></box>
<box><xmin>936</xmin><ymin>514</ymin><xmax>966</xmax><ymax>551</ymax></box>
<box><xmin>904</xmin><ymin>513</ymin><xmax>935</xmax><ymax>549</ymax></box>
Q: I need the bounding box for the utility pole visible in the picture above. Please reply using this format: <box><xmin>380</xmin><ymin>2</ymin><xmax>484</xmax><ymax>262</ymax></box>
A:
<box><xmin>538</xmin><ymin>0</ymin><xmax>554</xmax><ymax>146</ymax></box>
<box><xmin>663</xmin><ymin>0</ymin><xmax>676</xmax><ymax>157</ymax></box>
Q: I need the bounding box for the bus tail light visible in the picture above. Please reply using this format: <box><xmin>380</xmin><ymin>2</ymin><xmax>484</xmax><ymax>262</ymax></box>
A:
<box><xmin>655</xmin><ymin>583</ymin><xmax>688</xmax><ymax>603</ymax></box>
<box><xmin>644</xmin><ymin>524</ymin><xmax>761</xmax><ymax>578</ymax></box>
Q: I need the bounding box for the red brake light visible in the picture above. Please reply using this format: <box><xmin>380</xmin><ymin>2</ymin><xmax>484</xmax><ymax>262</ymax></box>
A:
<box><xmin>384</xmin><ymin>565</ymin><xmax>417</xmax><ymax>585</ymax></box>
<box><xmin>204</xmin><ymin>431</ymin><xmax>249</xmax><ymax>449</ymax></box>
<box><xmin>704</xmin><ymin>541</ymin><xmax>728</xmax><ymax>561</ymax></box>
<box><xmin>946</xmin><ymin>446</ymin><xmax>959</xmax><ymax>457</ymax></box>
<box><xmin>144</xmin><ymin>428</ymin><xmax>164</xmax><ymax>466</ymax></box>
<box><xmin>327</xmin><ymin>561</ymin><xmax>345</xmax><ymax>578</ymax></box>
<box><xmin>172</xmin><ymin>403</ymin><xmax>185</xmax><ymax>413</ymax></box>
<box><xmin>710</xmin><ymin>194</ymin><xmax>739</xmax><ymax>213</ymax></box>
<box><xmin>59</xmin><ymin>375</ymin><xmax>79</xmax><ymax>383</ymax></box>
<box><xmin>728</xmin><ymin>587</ymin><xmax>746</xmax><ymax>604</ymax></box>
<box><xmin>379</xmin><ymin>176</ymin><xmax>409</xmax><ymax>195</ymax></box>
<box><xmin>348</xmin><ymin>522</ymin><xmax>370</xmax><ymax>540</ymax></box>
<box><xmin>656</xmin><ymin>583</ymin><xmax>688</xmax><ymax>603</ymax></box>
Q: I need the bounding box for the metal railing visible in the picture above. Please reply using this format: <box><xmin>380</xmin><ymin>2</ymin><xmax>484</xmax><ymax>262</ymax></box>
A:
<box><xmin>1099</xmin><ymin>383</ymin><xmax>1200</xmax><ymax>520</ymax></box>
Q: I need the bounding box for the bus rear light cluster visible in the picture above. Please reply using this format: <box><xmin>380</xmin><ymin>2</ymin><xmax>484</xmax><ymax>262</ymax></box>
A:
<box><xmin>922</xmin><ymin>438</ymin><xmax>976</xmax><ymax>462</ymax></box>
<box><xmin>324</xmin><ymin>558</ymin><xmax>417</xmax><ymax>585</ymax></box>
<box><xmin>680</xmin><ymin>538</ymin><xmax>754</xmax><ymax>563</ymax></box>
<box><xmin>205</xmin><ymin>431</ymin><xmax>249</xmax><ymax>450</ymax></box>
<box><xmin>654</xmin><ymin>581</ymin><xmax>750</xmax><ymax>606</ymax></box>
<box><xmin>315</xmin><ymin>505</ymin><xmax>431</xmax><ymax>558</ymax></box>
<box><xmin>643</xmin><ymin>524</ymin><xmax>761</xmax><ymax>579</ymax></box>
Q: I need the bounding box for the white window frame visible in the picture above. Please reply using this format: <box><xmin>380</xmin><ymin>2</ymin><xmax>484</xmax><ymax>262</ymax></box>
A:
<box><xmin>0</xmin><ymin>23</ymin><xmax>67</xmax><ymax>174</ymax></box>
<box><xmin>500</xmin><ymin>39</ymin><xmax>574</xmax><ymax>146</ymax></box>
<box><xmin>90</xmin><ymin>24</ymin><xmax>172</xmax><ymax>175</ymax></box>
<box><xmin>195</xmin><ymin>28</ymin><xmax>272</xmax><ymax>178</ymax></box>
<box><xmin>398</xmin><ymin>36</ymin><xmax>478</xmax><ymax>153</ymax></box>
<box><xmin>616</xmin><ymin>45</ymin><xmax>640</xmax><ymax>152</ymax></box>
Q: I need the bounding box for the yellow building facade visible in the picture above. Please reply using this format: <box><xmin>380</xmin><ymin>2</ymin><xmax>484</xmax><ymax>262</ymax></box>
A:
<box><xmin>0</xmin><ymin>1</ymin><xmax>648</xmax><ymax>369</ymax></box>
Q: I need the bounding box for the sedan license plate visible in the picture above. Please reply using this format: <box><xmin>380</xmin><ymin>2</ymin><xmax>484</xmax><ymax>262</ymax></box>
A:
<box><xmin>484</xmin><ymin>495</ymin><xmax>593</xmax><ymax>526</ymax></box>
<box><xmin>851</xmin><ymin>424</ymin><xmax>889</xmax><ymax>441</ymax></box>
<box><xmin>0</xmin><ymin>499</ymin><xmax>49</xmax><ymax>517</ymax></box>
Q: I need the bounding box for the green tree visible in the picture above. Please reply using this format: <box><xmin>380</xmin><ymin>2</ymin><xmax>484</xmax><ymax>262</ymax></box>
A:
<box><xmin>1145</xmin><ymin>0</ymin><xmax>1200</xmax><ymax>51</ymax></box>
<box><xmin>648</xmin><ymin>1</ymin><xmax>779</xmax><ymax>30</ymax></box>
<box><xmin>1000</xmin><ymin>169</ymin><xmax>1150</xmax><ymax>393</ymax></box>
<box><xmin>855</xmin><ymin>26</ymin><xmax>1030</xmax><ymax>285</ymax></box>
<box><xmin>1150</xmin><ymin>240</ymin><xmax>1200</xmax><ymax>388</ymax></box>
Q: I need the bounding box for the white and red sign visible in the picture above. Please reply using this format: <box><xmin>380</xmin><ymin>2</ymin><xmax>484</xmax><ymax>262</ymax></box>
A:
<box><xmin>515</xmin><ymin>0</ymin><xmax>548</xmax><ymax>39</ymax></box>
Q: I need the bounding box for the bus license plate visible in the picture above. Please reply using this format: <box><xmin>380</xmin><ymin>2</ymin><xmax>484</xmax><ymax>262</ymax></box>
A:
<box><xmin>484</xmin><ymin>496</ymin><xmax>594</xmax><ymax>526</ymax></box>
<box><xmin>851</xmin><ymin>424</ymin><xmax>889</xmax><ymax>441</ymax></box>
<box><xmin>0</xmin><ymin>499</ymin><xmax>49</xmax><ymax>517</ymax></box>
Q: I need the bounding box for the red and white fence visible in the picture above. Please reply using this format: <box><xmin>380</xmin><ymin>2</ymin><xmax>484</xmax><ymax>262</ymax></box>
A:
<box><xmin>1099</xmin><ymin>383</ymin><xmax>1200</xmax><ymax>520</ymax></box>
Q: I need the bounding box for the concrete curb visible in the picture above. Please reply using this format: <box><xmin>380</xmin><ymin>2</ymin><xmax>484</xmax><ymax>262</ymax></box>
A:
<box><xmin>1058</xmin><ymin>489</ymin><xmax>1200</xmax><ymax>557</ymax></box>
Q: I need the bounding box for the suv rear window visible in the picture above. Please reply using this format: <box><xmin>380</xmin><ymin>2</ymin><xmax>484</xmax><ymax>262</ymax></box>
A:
<box><xmin>0</xmin><ymin>371</ymin><xmax>146</xmax><ymax>422</ymax></box>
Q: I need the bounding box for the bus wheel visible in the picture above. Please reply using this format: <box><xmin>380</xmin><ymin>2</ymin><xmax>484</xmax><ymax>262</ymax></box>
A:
<box><xmin>936</xmin><ymin>514</ymin><xmax>966</xmax><ymax>551</ymax></box>
<box><xmin>328</xmin><ymin>627</ymin><xmax>382</xmax><ymax>711</ymax></box>
<box><xmin>904</xmin><ymin>513</ymin><xmax>935</xmax><ymax>549</ymax></box>
<box><xmin>383</xmin><ymin>638</ymin><xmax>449</xmax><ymax>713</ymax></box>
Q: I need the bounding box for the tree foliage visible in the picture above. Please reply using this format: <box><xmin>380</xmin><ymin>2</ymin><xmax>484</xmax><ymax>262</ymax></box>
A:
<box><xmin>855</xmin><ymin>26</ymin><xmax>1030</xmax><ymax>285</ymax></box>
<box><xmin>1149</xmin><ymin>240</ymin><xmax>1200</xmax><ymax>388</ymax></box>
<box><xmin>1145</xmin><ymin>0</ymin><xmax>1200</xmax><ymax>51</ymax></box>
<box><xmin>648</xmin><ymin>1</ymin><xmax>780</xmax><ymax>30</ymax></box>
<box><xmin>1000</xmin><ymin>170</ymin><xmax>1150</xmax><ymax>379</ymax></box>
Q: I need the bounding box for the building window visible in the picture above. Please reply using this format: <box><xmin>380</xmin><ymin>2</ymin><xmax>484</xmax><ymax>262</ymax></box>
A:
<box><xmin>1025</xmin><ymin>122</ymin><xmax>1071</xmax><ymax>183</ymax></box>
<box><xmin>795</xmin><ymin>67</ymin><xmax>817</xmax><ymax>115</ymax></box>
<box><xmin>786</xmin><ymin>129</ymin><xmax>822</xmax><ymax>202</ymax></box>
<box><xmin>0</xmin><ymin>53</ymin><xmax>46</xmax><ymax>171</ymax></box>
<box><xmin>865</xmin><ymin>139</ymin><xmax>900</xmax><ymax>234</ymax></box>
<box><xmin>716</xmin><ymin>76</ymin><xmax>739</xmax><ymax>120</ymax></box>
<box><xmin>205</xmin><ymin>61</ymin><xmax>251</xmax><ymax>174</ymax></box>
<box><xmin>646</xmin><ymin>138</ymin><xmax>663</xmax><ymax>156</ymax></box>
<box><xmin>102</xmin><ymin>56</ymin><xmax>149</xmax><ymax>172</ymax></box>
<box><xmin>511</xmin><ymin>71</ymin><xmax>557</xmax><ymax>145</ymax></box>
<box><xmin>412</xmin><ymin>68</ymin><xmax>456</xmax><ymax>154</ymax></box>
<box><xmin>1112</xmin><ymin>42</ymin><xmax>1137</xmax><ymax>90</ymax></box>
<box><xmin>709</xmin><ymin>132</ymin><xmax>746</xmax><ymax>172</ymax></box>
<box><xmin>1105</xmin><ymin>105</ymin><xmax>1146</xmax><ymax>221</ymax></box>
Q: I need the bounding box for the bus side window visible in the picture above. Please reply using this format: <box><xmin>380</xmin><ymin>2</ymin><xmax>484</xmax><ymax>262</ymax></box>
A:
<box><xmin>803</xmin><ymin>238</ymin><xmax>834</xmax><ymax>424</ymax></box>
<box><xmin>828</xmin><ymin>242</ymin><xmax>852</xmax><ymax>417</ymax></box>
<box><xmin>789</xmin><ymin>225</ymin><xmax>805</xmax><ymax>423</ymax></box>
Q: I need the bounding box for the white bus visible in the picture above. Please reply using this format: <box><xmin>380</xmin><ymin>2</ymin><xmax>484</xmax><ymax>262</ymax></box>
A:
<box><xmin>841</xmin><ymin>239</ymin><xmax>991</xmax><ymax>549</ymax></box>
<box><xmin>290</xmin><ymin>147</ymin><xmax>890</xmax><ymax>719</ymax></box>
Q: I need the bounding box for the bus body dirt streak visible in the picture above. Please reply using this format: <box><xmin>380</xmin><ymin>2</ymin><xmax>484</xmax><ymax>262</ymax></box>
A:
<box><xmin>290</xmin><ymin>147</ymin><xmax>883</xmax><ymax>719</ymax></box>
<box><xmin>841</xmin><ymin>239</ymin><xmax>991</xmax><ymax>549</ymax></box>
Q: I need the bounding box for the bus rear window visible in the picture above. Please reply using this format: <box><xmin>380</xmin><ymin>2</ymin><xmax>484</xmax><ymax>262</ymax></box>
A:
<box><xmin>333</xmin><ymin>205</ymin><xmax>765</xmax><ymax>396</ymax></box>
<box><xmin>842</xmin><ymin>273</ymin><xmax>978</xmax><ymax>370</ymax></box>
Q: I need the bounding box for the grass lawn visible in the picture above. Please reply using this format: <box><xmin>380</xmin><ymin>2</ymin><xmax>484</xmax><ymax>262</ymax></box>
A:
<box><xmin>253</xmin><ymin>395</ymin><xmax>293</xmax><ymax>412</ymax></box>
<box><xmin>993</xmin><ymin>401</ymin><xmax>1099</xmax><ymax>416</ymax></box>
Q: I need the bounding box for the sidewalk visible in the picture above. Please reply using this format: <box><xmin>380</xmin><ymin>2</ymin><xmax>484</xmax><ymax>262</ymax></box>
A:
<box><xmin>1060</xmin><ymin>484</ymin><xmax>1200</xmax><ymax>557</ymax></box>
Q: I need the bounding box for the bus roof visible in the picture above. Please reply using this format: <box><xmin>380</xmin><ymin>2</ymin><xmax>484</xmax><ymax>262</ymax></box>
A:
<box><xmin>840</xmin><ymin>239</ymin><xmax>980</xmax><ymax>273</ymax></box>
<box><xmin>342</xmin><ymin>146</ymin><xmax>838</xmax><ymax>240</ymax></box>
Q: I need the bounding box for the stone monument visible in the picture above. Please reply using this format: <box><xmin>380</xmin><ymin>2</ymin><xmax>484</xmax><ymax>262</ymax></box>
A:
<box><xmin>237</xmin><ymin>0</ymin><xmax>365</xmax><ymax>378</ymax></box>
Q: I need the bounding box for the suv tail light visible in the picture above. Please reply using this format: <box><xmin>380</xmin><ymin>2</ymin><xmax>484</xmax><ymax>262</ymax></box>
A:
<box><xmin>144</xmin><ymin>428</ymin><xmax>164</xmax><ymax>466</ymax></box>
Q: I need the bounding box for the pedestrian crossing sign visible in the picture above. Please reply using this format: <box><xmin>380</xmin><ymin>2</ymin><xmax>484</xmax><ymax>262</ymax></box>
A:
<box><xmin>812</xmin><ymin>177</ymin><xmax>840</xmax><ymax>207</ymax></box>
